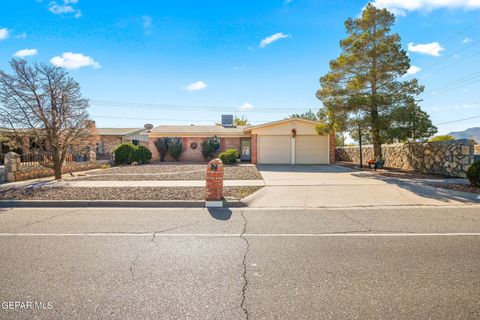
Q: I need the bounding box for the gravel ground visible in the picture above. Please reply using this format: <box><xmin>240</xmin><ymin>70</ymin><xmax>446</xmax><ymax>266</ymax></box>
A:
<box><xmin>427</xmin><ymin>183</ymin><xmax>480</xmax><ymax>195</ymax></box>
<box><xmin>0</xmin><ymin>186</ymin><xmax>263</xmax><ymax>200</ymax></box>
<box><xmin>73</xmin><ymin>164</ymin><xmax>262</xmax><ymax>181</ymax></box>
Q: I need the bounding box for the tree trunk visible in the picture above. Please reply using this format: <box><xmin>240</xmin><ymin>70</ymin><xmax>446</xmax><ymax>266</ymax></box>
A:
<box><xmin>53</xmin><ymin>162</ymin><xmax>62</xmax><ymax>180</ymax></box>
<box><xmin>52</xmin><ymin>150</ymin><xmax>64</xmax><ymax>180</ymax></box>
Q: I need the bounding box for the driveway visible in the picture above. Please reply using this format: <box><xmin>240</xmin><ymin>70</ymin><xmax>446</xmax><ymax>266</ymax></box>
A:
<box><xmin>243</xmin><ymin>165</ymin><xmax>480</xmax><ymax>208</ymax></box>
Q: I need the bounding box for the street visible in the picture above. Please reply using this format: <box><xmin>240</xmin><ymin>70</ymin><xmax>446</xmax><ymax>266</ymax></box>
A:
<box><xmin>0</xmin><ymin>206</ymin><xmax>479</xmax><ymax>319</ymax></box>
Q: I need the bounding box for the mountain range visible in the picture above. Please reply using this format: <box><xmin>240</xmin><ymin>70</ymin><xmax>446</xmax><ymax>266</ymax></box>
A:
<box><xmin>448</xmin><ymin>127</ymin><xmax>480</xmax><ymax>143</ymax></box>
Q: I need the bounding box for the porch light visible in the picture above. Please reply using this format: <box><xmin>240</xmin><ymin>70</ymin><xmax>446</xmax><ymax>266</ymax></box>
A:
<box><xmin>291</xmin><ymin>128</ymin><xmax>296</xmax><ymax>138</ymax></box>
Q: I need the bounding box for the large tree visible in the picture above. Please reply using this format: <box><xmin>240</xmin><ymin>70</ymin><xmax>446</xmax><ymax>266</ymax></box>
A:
<box><xmin>0</xmin><ymin>59</ymin><xmax>91</xmax><ymax>179</ymax></box>
<box><xmin>316</xmin><ymin>4</ymin><xmax>432</xmax><ymax>158</ymax></box>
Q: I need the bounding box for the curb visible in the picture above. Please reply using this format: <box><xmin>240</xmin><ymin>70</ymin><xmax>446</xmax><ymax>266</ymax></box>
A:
<box><xmin>0</xmin><ymin>200</ymin><xmax>247</xmax><ymax>208</ymax></box>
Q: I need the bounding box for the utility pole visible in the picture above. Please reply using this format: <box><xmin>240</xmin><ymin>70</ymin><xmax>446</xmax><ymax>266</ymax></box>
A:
<box><xmin>358</xmin><ymin>122</ymin><xmax>363</xmax><ymax>168</ymax></box>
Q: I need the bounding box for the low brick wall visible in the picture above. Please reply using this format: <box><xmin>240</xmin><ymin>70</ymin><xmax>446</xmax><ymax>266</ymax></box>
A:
<box><xmin>8</xmin><ymin>161</ymin><xmax>110</xmax><ymax>182</ymax></box>
<box><xmin>336</xmin><ymin>139</ymin><xmax>475</xmax><ymax>178</ymax></box>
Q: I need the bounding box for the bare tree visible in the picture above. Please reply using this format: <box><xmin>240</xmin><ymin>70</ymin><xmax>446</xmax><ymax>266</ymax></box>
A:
<box><xmin>0</xmin><ymin>59</ymin><xmax>91</xmax><ymax>179</ymax></box>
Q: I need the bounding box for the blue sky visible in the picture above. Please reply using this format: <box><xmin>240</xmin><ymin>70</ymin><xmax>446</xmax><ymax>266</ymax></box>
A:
<box><xmin>1</xmin><ymin>0</ymin><xmax>479</xmax><ymax>135</ymax></box>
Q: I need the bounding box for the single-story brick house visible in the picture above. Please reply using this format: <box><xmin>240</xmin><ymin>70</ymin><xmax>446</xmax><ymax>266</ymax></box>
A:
<box><xmin>95</xmin><ymin>127</ymin><xmax>149</xmax><ymax>154</ymax></box>
<box><xmin>145</xmin><ymin>118</ymin><xmax>335</xmax><ymax>164</ymax></box>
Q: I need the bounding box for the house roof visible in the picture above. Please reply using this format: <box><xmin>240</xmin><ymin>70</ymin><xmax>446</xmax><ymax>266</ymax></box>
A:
<box><xmin>243</xmin><ymin>118</ymin><xmax>320</xmax><ymax>132</ymax></box>
<box><xmin>148</xmin><ymin>125</ymin><xmax>246</xmax><ymax>136</ymax></box>
<box><xmin>97</xmin><ymin>128</ymin><xmax>143</xmax><ymax>136</ymax></box>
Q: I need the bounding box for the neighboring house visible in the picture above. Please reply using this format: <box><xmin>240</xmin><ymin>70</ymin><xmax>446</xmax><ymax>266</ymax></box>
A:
<box><xmin>96</xmin><ymin>127</ymin><xmax>149</xmax><ymax>154</ymax></box>
<box><xmin>145</xmin><ymin>117</ymin><xmax>335</xmax><ymax>164</ymax></box>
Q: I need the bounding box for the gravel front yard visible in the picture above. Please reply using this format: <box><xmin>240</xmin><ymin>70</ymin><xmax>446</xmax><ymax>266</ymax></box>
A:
<box><xmin>0</xmin><ymin>186</ymin><xmax>263</xmax><ymax>200</ymax></box>
<box><xmin>74</xmin><ymin>164</ymin><xmax>262</xmax><ymax>181</ymax></box>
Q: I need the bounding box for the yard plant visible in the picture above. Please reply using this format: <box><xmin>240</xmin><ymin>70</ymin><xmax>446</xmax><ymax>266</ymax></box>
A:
<box><xmin>0</xmin><ymin>59</ymin><xmax>92</xmax><ymax>179</ymax></box>
<box><xmin>135</xmin><ymin>145</ymin><xmax>152</xmax><ymax>164</ymax></box>
<box><xmin>169</xmin><ymin>140</ymin><xmax>183</xmax><ymax>161</ymax></box>
<box><xmin>466</xmin><ymin>162</ymin><xmax>480</xmax><ymax>187</ymax></box>
<box><xmin>154</xmin><ymin>138</ymin><xmax>169</xmax><ymax>162</ymax></box>
<box><xmin>201</xmin><ymin>137</ymin><xmax>220</xmax><ymax>161</ymax></box>
<box><xmin>114</xmin><ymin>143</ymin><xmax>152</xmax><ymax>165</ymax></box>
<box><xmin>219</xmin><ymin>149</ymin><xmax>239</xmax><ymax>165</ymax></box>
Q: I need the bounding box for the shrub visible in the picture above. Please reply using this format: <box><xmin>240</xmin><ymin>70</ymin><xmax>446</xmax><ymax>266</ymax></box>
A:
<box><xmin>467</xmin><ymin>161</ymin><xmax>480</xmax><ymax>187</ymax></box>
<box><xmin>113</xmin><ymin>143</ymin><xmax>137</xmax><ymax>165</ymax></box>
<box><xmin>429</xmin><ymin>135</ymin><xmax>455</xmax><ymax>142</ymax></box>
<box><xmin>169</xmin><ymin>140</ymin><xmax>183</xmax><ymax>161</ymax></box>
<box><xmin>154</xmin><ymin>138</ymin><xmax>169</xmax><ymax>162</ymax></box>
<box><xmin>219</xmin><ymin>149</ymin><xmax>239</xmax><ymax>165</ymax></box>
<box><xmin>135</xmin><ymin>145</ymin><xmax>152</xmax><ymax>164</ymax></box>
<box><xmin>201</xmin><ymin>138</ymin><xmax>218</xmax><ymax>161</ymax></box>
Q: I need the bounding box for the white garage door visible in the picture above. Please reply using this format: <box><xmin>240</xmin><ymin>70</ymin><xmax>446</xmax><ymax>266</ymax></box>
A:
<box><xmin>295</xmin><ymin>135</ymin><xmax>329</xmax><ymax>164</ymax></box>
<box><xmin>258</xmin><ymin>135</ymin><xmax>291</xmax><ymax>164</ymax></box>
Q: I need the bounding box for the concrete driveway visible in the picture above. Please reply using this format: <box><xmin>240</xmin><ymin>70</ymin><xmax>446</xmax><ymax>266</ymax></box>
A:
<box><xmin>242</xmin><ymin>165</ymin><xmax>480</xmax><ymax>208</ymax></box>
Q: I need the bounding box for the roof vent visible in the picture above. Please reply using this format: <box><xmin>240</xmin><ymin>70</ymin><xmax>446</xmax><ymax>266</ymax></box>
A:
<box><xmin>144</xmin><ymin>124</ymin><xmax>153</xmax><ymax>130</ymax></box>
<box><xmin>221</xmin><ymin>115</ymin><xmax>234</xmax><ymax>127</ymax></box>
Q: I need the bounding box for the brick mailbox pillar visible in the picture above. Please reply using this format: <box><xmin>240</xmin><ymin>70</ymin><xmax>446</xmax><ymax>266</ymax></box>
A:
<box><xmin>205</xmin><ymin>158</ymin><xmax>224</xmax><ymax>207</ymax></box>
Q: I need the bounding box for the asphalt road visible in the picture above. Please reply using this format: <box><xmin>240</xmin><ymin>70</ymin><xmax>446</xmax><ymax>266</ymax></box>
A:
<box><xmin>0</xmin><ymin>206</ymin><xmax>479</xmax><ymax>319</ymax></box>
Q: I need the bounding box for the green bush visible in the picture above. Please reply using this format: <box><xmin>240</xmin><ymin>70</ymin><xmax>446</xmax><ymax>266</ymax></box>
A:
<box><xmin>113</xmin><ymin>143</ymin><xmax>137</xmax><ymax>165</ymax></box>
<box><xmin>201</xmin><ymin>138</ymin><xmax>218</xmax><ymax>161</ymax></box>
<box><xmin>219</xmin><ymin>149</ymin><xmax>239</xmax><ymax>165</ymax></box>
<box><xmin>154</xmin><ymin>138</ymin><xmax>169</xmax><ymax>162</ymax></box>
<box><xmin>467</xmin><ymin>161</ymin><xmax>480</xmax><ymax>187</ymax></box>
<box><xmin>169</xmin><ymin>140</ymin><xmax>183</xmax><ymax>161</ymax></box>
<box><xmin>135</xmin><ymin>145</ymin><xmax>152</xmax><ymax>164</ymax></box>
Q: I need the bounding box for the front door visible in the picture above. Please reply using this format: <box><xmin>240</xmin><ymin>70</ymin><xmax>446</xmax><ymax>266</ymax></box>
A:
<box><xmin>240</xmin><ymin>139</ymin><xmax>251</xmax><ymax>161</ymax></box>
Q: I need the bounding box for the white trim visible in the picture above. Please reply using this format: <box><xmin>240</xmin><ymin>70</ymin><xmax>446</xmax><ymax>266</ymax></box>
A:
<box><xmin>205</xmin><ymin>200</ymin><xmax>224</xmax><ymax>208</ymax></box>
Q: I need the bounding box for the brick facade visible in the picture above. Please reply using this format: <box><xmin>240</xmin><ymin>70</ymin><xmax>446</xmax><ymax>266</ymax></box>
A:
<box><xmin>205</xmin><ymin>158</ymin><xmax>224</xmax><ymax>201</ymax></box>
<box><xmin>251</xmin><ymin>134</ymin><xmax>258</xmax><ymax>164</ymax></box>
<box><xmin>329</xmin><ymin>133</ymin><xmax>336</xmax><ymax>164</ymax></box>
<box><xmin>148</xmin><ymin>136</ymin><xmax>244</xmax><ymax>162</ymax></box>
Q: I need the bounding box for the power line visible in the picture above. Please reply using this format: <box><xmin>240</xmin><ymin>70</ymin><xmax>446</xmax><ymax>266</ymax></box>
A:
<box><xmin>419</xmin><ymin>40</ymin><xmax>480</xmax><ymax>73</ymax></box>
<box><xmin>90</xmin><ymin>99</ymin><xmax>314</xmax><ymax>113</ymax></box>
<box><xmin>410</xmin><ymin>18</ymin><xmax>480</xmax><ymax>63</ymax></box>
<box><xmin>91</xmin><ymin>115</ymin><xmax>267</xmax><ymax>124</ymax></box>
<box><xmin>434</xmin><ymin>115</ymin><xmax>480</xmax><ymax>126</ymax></box>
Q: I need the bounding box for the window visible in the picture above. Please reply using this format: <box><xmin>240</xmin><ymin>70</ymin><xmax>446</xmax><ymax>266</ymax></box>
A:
<box><xmin>132</xmin><ymin>139</ymin><xmax>140</xmax><ymax>146</ymax></box>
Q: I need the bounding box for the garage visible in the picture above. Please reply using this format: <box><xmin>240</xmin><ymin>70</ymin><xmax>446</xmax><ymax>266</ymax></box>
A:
<box><xmin>258</xmin><ymin>135</ymin><xmax>291</xmax><ymax>164</ymax></box>
<box><xmin>245</xmin><ymin>118</ymin><xmax>333</xmax><ymax>165</ymax></box>
<box><xmin>295</xmin><ymin>135</ymin><xmax>329</xmax><ymax>164</ymax></box>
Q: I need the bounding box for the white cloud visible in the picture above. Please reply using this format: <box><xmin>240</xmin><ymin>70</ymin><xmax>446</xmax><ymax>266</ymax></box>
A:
<box><xmin>404</xmin><ymin>65</ymin><xmax>421</xmax><ymax>76</ymax></box>
<box><xmin>48</xmin><ymin>0</ymin><xmax>81</xmax><ymax>18</ymax></box>
<box><xmin>370</xmin><ymin>0</ymin><xmax>480</xmax><ymax>15</ymax></box>
<box><xmin>14</xmin><ymin>48</ymin><xmax>38</xmax><ymax>58</ymax></box>
<box><xmin>238</xmin><ymin>102</ymin><xmax>254</xmax><ymax>111</ymax></box>
<box><xmin>0</xmin><ymin>28</ymin><xmax>9</xmax><ymax>40</ymax></box>
<box><xmin>50</xmin><ymin>52</ymin><xmax>100</xmax><ymax>69</ymax></box>
<box><xmin>15</xmin><ymin>32</ymin><xmax>27</xmax><ymax>39</ymax></box>
<box><xmin>408</xmin><ymin>42</ymin><xmax>444</xmax><ymax>56</ymax></box>
<box><xmin>184</xmin><ymin>81</ymin><xmax>207</xmax><ymax>92</ymax></box>
<box><xmin>142</xmin><ymin>15</ymin><xmax>153</xmax><ymax>34</ymax></box>
<box><xmin>259</xmin><ymin>32</ymin><xmax>289</xmax><ymax>48</ymax></box>
<box><xmin>462</xmin><ymin>37</ymin><xmax>473</xmax><ymax>43</ymax></box>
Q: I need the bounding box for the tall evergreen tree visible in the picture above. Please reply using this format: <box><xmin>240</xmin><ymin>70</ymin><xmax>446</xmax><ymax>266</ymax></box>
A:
<box><xmin>316</xmin><ymin>4</ymin><xmax>432</xmax><ymax>158</ymax></box>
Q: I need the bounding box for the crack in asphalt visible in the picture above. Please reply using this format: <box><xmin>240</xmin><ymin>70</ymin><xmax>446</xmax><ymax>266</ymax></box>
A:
<box><xmin>239</xmin><ymin>210</ymin><xmax>250</xmax><ymax>320</ymax></box>
<box><xmin>340</xmin><ymin>212</ymin><xmax>372</xmax><ymax>232</ymax></box>
<box><xmin>150</xmin><ymin>222</ymin><xmax>202</xmax><ymax>248</ymax></box>
<box><xmin>16</xmin><ymin>209</ymin><xmax>79</xmax><ymax>230</ymax></box>
<box><xmin>129</xmin><ymin>254</ymin><xmax>140</xmax><ymax>280</ymax></box>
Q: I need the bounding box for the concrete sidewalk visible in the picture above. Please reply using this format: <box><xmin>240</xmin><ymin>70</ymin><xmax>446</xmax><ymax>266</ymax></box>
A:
<box><xmin>50</xmin><ymin>179</ymin><xmax>265</xmax><ymax>187</ymax></box>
